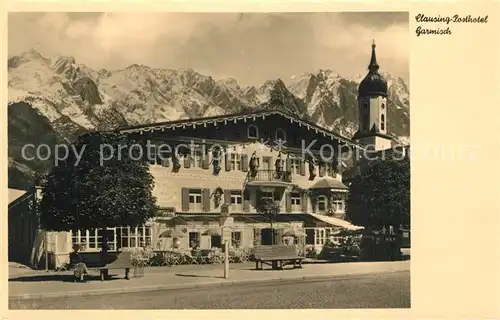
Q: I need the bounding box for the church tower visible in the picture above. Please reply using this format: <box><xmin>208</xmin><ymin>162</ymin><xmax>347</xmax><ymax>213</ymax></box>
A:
<box><xmin>353</xmin><ymin>40</ymin><xmax>393</xmax><ymax>151</ymax></box>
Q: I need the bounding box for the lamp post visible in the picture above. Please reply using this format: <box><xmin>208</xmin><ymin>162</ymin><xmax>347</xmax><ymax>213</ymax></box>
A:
<box><xmin>219</xmin><ymin>209</ymin><xmax>233</xmax><ymax>279</ymax></box>
<box><xmin>223</xmin><ymin>235</ymin><xmax>229</xmax><ymax>279</ymax></box>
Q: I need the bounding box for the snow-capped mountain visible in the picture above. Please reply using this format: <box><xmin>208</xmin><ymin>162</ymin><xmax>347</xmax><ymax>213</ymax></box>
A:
<box><xmin>8</xmin><ymin>49</ymin><xmax>410</xmax><ymax>188</ymax></box>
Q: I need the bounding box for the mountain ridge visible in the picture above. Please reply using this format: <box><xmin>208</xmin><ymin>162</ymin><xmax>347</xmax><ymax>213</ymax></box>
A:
<box><xmin>7</xmin><ymin>48</ymin><xmax>410</xmax><ymax>189</ymax></box>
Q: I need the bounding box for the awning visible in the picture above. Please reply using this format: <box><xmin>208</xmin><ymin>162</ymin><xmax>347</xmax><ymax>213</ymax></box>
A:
<box><xmin>308</xmin><ymin>213</ymin><xmax>364</xmax><ymax>230</ymax></box>
<box><xmin>309</xmin><ymin>177</ymin><xmax>348</xmax><ymax>190</ymax></box>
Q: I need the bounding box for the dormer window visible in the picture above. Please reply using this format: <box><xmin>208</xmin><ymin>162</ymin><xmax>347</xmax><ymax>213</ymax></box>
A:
<box><xmin>275</xmin><ymin>128</ymin><xmax>286</xmax><ymax>142</ymax></box>
<box><xmin>247</xmin><ymin>125</ymin><xmax>259</xmax><ymax>139</ymax></box>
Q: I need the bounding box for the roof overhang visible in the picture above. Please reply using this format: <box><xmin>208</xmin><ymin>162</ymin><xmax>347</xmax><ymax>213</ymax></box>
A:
<box><xmin>115</xmin><ymin>109</ymin><xmax>365</xmax><ymax>151</ymax></box>
<box><xmin>306</xmin><ymin>213</ymin><xmax>364</xmax><ymax>230</ymax></box>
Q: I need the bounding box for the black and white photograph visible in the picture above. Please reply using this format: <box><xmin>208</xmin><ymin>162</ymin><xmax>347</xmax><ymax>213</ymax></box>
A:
<box><xmin>7</xmin><ymin>12</ymin><xmax>411</xmax><ymax>309</ymax></box>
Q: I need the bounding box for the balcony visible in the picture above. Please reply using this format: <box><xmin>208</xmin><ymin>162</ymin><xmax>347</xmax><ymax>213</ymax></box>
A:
<box><xmin>245</xmin><ymin>170</ymin><xmax>293</xmax><ymax>187</ymax></box>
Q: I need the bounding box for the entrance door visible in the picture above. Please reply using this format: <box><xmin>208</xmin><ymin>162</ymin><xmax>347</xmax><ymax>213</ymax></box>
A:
<box><xmin>211</xmin><ymin>235</ymin><xmax>222</xmax><ymax>248</ymax></box>
<box><xmin>261</xmin><ymin>228</ymin><xmax>275</xmax><ymax>245</ymax></box>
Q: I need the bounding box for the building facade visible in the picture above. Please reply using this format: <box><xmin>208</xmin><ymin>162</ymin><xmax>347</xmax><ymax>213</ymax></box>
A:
<box><xmin>8</xmin><ymin>187</ymin><xmax>40</xmax><ymax>266</ymax></box>
<box><xmin>40</xmin><ymin>109</ymin><xmax>364</xmax><ymax>268</ymax></box>
<box><xmin>18</xmin><ymin>41</ymin><xmax>408</xmax><ymax>268</ymax></box>
<box><xmin>113</xmin><ymin>109</ymin><xmax>363</xmax><ymax>254</ymax></box>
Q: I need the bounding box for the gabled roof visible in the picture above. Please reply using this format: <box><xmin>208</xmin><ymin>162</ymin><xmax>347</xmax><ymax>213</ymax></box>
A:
<box><xmin>115</xmin><ymin>109</ymin><xmax>364</xmax><ymax>150</ymax></box>
<box><xmin>8</xmin><ymin>188</ymin><xmax>30</xmax><ymax>209</ymax></box>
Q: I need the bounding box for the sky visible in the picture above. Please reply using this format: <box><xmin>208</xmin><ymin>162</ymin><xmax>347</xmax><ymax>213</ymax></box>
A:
<box><xmin>8</xmin><ymin>12</ymin><xmax>409</xmax><ymax>86</ymax></box>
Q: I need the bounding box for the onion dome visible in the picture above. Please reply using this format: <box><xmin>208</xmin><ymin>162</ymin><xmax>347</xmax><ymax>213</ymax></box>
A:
<box><xmin>358</xmin><ymin>40</ymin><xmax>388</xmax><ymax>98</ymax></box>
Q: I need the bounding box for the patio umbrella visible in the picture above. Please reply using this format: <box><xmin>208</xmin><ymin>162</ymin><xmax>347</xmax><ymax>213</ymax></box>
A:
<box><xmin>282</xmin><ymin>229</ymin><xmax>307</xmax><ymax>237</ymax></box>
<box><xmin>203</xmin><ymin>228</ymin><xmax>221</xmax><ymax>236</ymax></box>
<box><xmin>159</xmin><ymin>230</ymin><xmax>185</xmax><ymax>238</ymax></box>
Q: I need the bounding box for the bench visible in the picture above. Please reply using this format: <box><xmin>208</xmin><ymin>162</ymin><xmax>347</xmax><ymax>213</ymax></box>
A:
<box><xmin>69</xmin><ymin>251</ymin><xmax>134</xmax><ymax>281</ymax></box>
<box><xmin>254</xmin><ymin>245</ymin><xmax>303</xmax><ymax>270</ymax></box>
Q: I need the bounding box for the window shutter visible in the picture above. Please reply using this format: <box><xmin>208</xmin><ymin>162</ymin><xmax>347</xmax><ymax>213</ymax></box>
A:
<box><xmin>319</xmin><ymin>163</ymin><xmax>325</xmax><ymax>177</ymax></box>
<box><xmin>241</xmin><ymin>154</ymin><xmax>250</xmax><ymax>172</ymax></box>
<box><xmin>224</xmin><ymin>190</ymin><xmax>231</xmax><ymax>205</ymax></box>
<box><xmin>202</xmin><ymin>153</ymin><xmax>210</xmax><ymax>169</ymax></box>
<box><xmin>243</xmin><ymin>199</ymin><xmax>250</xmax><ymax>212</ymax></box>
<box><xmin>225</xmin><ymin>153</ymin><xmax>231</xmax><ymax>171</ymax></box>
<box><xmin>299</xmin><ymin>160</ymin><xmax>306</xmax><ymax>176</ymax></box>
<box><xmin>336</xmin><ymin>154</ymin><xmax>343</xmax><ymax>174</ymax></box>
<box><xmin>183</xmin><ymin>155</ymin><xmax>191</xmax><ymax>169</ymax></box>
<box><xmin>202</xmin><ymin>188</ymin><xmax>210</xmax><ymax>212</ymax></box>
<box><xmin>243</xmin><ymin>189</ymin><xmax>250</xmax><ymax>212</ymax></box>
<box><xmin>285</xmin><ymin>158</ymin><xmax>292</xmax><ymax>173</ymax></box>
<box><xmin>161</xmin><ymin>157</ymin><xmax>170</xmax><ymax>167</ymax></box>
<box><xmin>181</xmin><ymin>188</ymin><xmax>190</xmax><ymax>211</ymax></box>
<box><xmin>285</xmin><ymin>192</ymin><xmax>292</xmax><ymax>212</ymax></box>
<box><xmin>310</xmin><ymin>195</ymin><xmax>317</xmax><ymax>213</ymax></box>
<box><xmin>241</xmin><ymin>154</ymin><xmax>249</xmax><ymax>172</ymax></box>
<box><xmin>332</xmin><ymin>154</ymin><xmax>339</xmax><ymax>173</ymax></box>
<box><xmin>301</xmin><ymin>193</ymin><xmax>308</xmax><ymax>212</ymax></box>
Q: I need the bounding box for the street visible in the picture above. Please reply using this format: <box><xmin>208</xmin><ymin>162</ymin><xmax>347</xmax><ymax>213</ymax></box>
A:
<box><xmin>10</xmin><ymin>270</ymin><xmax>410</xmax><ymax>309</ymax></box>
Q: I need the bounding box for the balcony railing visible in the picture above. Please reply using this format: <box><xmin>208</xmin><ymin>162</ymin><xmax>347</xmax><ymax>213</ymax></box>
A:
<box><xmin>246</xmin><ymin>170</ymin><xmax>293</xmax><ymax>183</ymax></box>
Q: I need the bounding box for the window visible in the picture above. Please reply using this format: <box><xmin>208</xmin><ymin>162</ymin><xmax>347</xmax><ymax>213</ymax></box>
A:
<box><xmin>231</xmin><ymin>231</ymin><xmax>242</xmax><ymax>248</ymax></box>
<box><xmin>290</xmin><ymin>193</ymin><xmax>301</xmax><ymax>211</ymax></box>
<box><xmin>71</xmin><ymin>228</ymin><xmax>117</xmax><ymax>251</ymax></box>
<box><xmin>260</xmin><ymin>191</ymin><xmax>274</xmax><ymax>204</ymax></box>
<box><xmin>381</xmin><ymin>102</ymin><xmax>385</xmax><ymax>109</ymax></box>
<box><xmin>230</xmin><ymin>190</ymin><xmax>243</xmax><ymax>212</ymax></box>
<box><xmin>129</xmin><ymin>227</ymin><xmax>139</xmax><ymax>247</ymax></box>
<box><xmin>116</xmin><ymin>226</ymin><xmax>152</xmax><ymax>249</ymax></box>
<box><xmin>260</xmin><ymin>191</ymin><xmax>280</xmax><ymax>202</ymax></box>
<box><xmin>290</xmin><ymin>158</ymin><xmax>301</xmax><ymax>174</ymax></box>
<box><xmin>230</xmin><ymin>153</ymin><xmax>241</xmax><ymax>170</ymax></box>
<box><xmin>261</xmin><ymin>191</ymin><xmax>273</xmax><ymax>199</ymax></box>
<box><xmin>247</xmin><ymin>125</ymin><xmax>259</xmax><ymax>139</ymax></box>
<box><xmin>363</xmin><ymin>101</ymin><xmax>369</xmax><ymax>109</ymax></box>
<box><xmin>259</xmin><ymin>190</ymin><xmax>280</xmax><ymax>208</ymax></box>
<box><xmin>262</xmin><ymin>157</ymin><xmax>271</xmax><ymax>170</ymax></box>
<box><xmin>315</xmin><ymin>228</ymin><xmax>326</xmax><ymax>245</ymax></box>
<box><xmin>317</xmin><ymin>195</ymin><xmax>328</xmax><ymax>213</ymax></box>
<box><xmin>381</xmin><ymin>114</ymin><xmax>385</xmax><ymax>131</ymax></box>
<box><xmin>331</xmin><ymin>200</ymin><xmax>344</xmax><ymax>213</ymax></box>
<box><xmin>189</xmin><ymin>232</ymin><xmax>201</xmax><ymax>249</ymax></box>
<box><xmin>189</xmin><ymin>189</ymin><xmax>202</xmax><ymax>211</ymax></box>
<box><xmin>192</xmin><ymin>150</ymin><xmax>203</xmax><ymax>168</ymax></box>
<box><xmin>275</xmin><ymin>128</ymin><xmax>286</xmax><ymax>142</ymax></box>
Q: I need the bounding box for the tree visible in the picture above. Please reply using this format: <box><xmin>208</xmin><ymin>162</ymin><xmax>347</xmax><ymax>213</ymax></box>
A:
<box><xmin>39</xmin><ymin>131</ymin><xmax>158</xmax><ymax>232</ymax></box>
<box><xmin>257</xmin><ymin>198</ymin><xmax>280</xmax><ymax>245</ymax></box>
<box><xmin>346</xmin><ymin>155</ymin><xmax>410</xmax><ymax>229</ymax></box>
<box><xmin>346</xmin><ymin>154</ymin><xmax>410</xmax><ymax>261</ymax></box>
